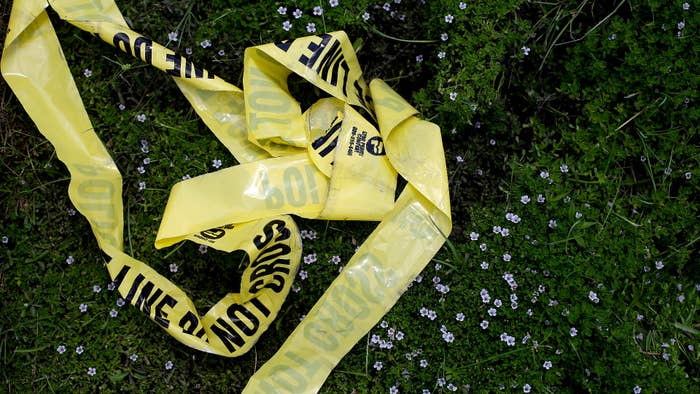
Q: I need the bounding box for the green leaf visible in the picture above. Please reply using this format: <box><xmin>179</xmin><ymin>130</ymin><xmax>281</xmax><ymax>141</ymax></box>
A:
<box><xmin>109</xmin><ymin>371</ymin><xmax>128</xmax><ymax>383</ymax></box>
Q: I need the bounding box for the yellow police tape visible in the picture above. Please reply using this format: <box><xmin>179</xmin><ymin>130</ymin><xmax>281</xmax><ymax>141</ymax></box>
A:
<box><xmin>2</xmin><ymin>0</ymin><xmax>451</xmax><ymax>391</ymax></box>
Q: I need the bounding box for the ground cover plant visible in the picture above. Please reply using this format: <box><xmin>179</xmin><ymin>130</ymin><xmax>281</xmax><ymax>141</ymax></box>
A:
<box><xmin>1</xmin><ymin>0</ymin><xmax>698</xmax><ymax>392</ymax></box>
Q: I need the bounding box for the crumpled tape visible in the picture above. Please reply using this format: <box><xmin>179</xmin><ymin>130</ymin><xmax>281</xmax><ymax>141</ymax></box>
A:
<box><xmin>2</xmin><ymin>0</ymin><xmax>451</xmax><ymax>392</ymax></box>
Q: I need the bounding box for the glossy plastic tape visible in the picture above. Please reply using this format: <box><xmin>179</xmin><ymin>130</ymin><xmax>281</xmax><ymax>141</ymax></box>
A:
<box><xmin>2</xmin><ymin>0</ymin><xmax>451</xmax><ymax>391</ymax></box>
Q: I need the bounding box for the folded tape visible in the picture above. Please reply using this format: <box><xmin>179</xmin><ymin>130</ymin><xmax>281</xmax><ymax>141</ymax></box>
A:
<box><xmin>2</xmin><ymin>0</ymin><xmax>451</xmax><ymax>391</ymax></box>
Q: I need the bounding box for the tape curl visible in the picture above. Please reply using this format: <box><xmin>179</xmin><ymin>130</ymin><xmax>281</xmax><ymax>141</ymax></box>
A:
<box><xmin>2</xmin><ymin>1</ymin><xmax>451</xmax><ymax>392</ymax></box>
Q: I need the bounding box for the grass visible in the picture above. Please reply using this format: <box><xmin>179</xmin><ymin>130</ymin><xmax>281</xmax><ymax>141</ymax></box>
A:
<box><xmin>1</xmin><ymin>0</ymin><xmax>699</xmax><ymax>393</ymax></box>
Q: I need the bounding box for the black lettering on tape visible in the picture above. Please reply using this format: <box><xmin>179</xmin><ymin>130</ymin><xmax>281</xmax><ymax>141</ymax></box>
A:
<box><xmin>274</xmin><ymin>39</ymin><xmax>292</xmax><ymax>52</ymax></box>
<box><xmin>113</xmin><ymin>32</ymin><xmax>131</xmax><ymax>56</ymax></box>
<box><xmin>211</xmin><ymin>317</ymin><xmax>246</xmax><ymax>352</ymax></box>
<box><xmin>299</xmin><ymin>34</ymin><xmax>332</xmax><ymax>69</ymax></box>
<box><xmin>154</xmin><ymin>294</ymin><xmax>176</xmax><ymax>329</ymax></box>
<box><xmin>134</xmin><ymin>281</ymin><xmax>163</xmax><ymax>315</ymax></box>
<box><xmin>253</xmin><ymin>220</ymin><xmax>289</xmax><ymax>250</ymax></box>
<box><xmin>252</xmin><ymin>243</ymin><xmax>291</xmax><ymax>267</ymax></box>
<box><xmin>179</xmin><ymin>311</ymin><xmax>200</xmax><ymax>335</ymax></box>
<box><xmin>125</xmin><ymin>273</ymin><xmax>145</xmax><ymax>303</ymax></box>
<box><xmin>199</xmin><ymin>227</ymin><xmax>226</xmax><ymax>240</ymax></box>
<box><xmin>227</xmin><ymin>304</ymin><xmax>259</xmax><ymax>336</ymax></box>
<box><xmin>210</xmin><ymin>300</ymin><xmax>268</xmax><ymax>352</ymax></box>
<box><xmin>365</xmin><ymin>136</ymin><xmax>385</xmax><ymax>156</ymax></box>
<box><xmin>111</xmin><ymin>264</ymin><xmax>131</xmax><ymax>289</ymax></box>
<box><xmin>133</xmin><ymin>37</ymin><xmax>152</xmax><ymax>64</ymax></box>
<box><xmin>250</xmin><ymin>297</ymin><xmax>271</xmax><ymax>317</ymax></box>
<box><xmin>165</xmin><ymin>54</ymin><xmax>181</xmax><ymax>77</ymax></box>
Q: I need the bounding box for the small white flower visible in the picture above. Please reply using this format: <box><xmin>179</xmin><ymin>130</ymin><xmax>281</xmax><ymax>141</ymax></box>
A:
<box><xmin>66</xmin><ymin>255</ymin><xmax>74</xmax><ymax>265</ymax></box>
<box><xmin>282</xmin><ymin>21</ymin><xmax>292</xmax><ymax>31</ymax></box>
<box><xmin>168</xmin><ymin>31</ymin><xmax>178</xmax><ymax>41</ymax></box>
<box><xmin>293</xmin><ymin>9</ymin><xmax>303</xmax><ymax>19</ymax></box>
<box><xmin>200</xmin><ymin>39</ymin><xmax>212</xmax><ymax>48</ymax></box>
<box><xmin>118</xmin><ymin>103</ymin><xmax>126</xmax><ymax>111</ymax></box>
<box><xmin>560</xmin><ymin>164</ymin><xmax>569</xmax><ymax>173</ymax></box>
<box><xmin>459</xmin><ymin>2</ymin><xmax>467</xmax><ymax>10</ymax></box>
<box><xmin>503</xmin><ymin>253</ymin><xmax>511</xmax><ymax>262</ymax></box>
<box><xmin>523</xmin><ymin>383</ymin><xmax>531</xmax><ymax>393</ymax></box>
<box><xmin>548</xmin><ymin>219</ymin><xmax>557</xmax><ymax>229</ymax></box>
<box><xmin>441</xmin><ymin>32</ymin><xmax>449</xmax><ymax>41</ymax></box>
<box><xmin>442</xmin><ymin>331</ymin><xmax>454</xmax><ymax>343</ymax></box>
<box><xmin>455</xmin><ymin>312</ymin><xmax>465</xmax><ymax>321</ymax></box>
<box><xmin>165</xmin><ymin>360</ymin><xmax>174</xmax><ymax>370</ymax></box>
<box><xmin>449</xmin><ymin>92</ymin><xmax>458</xmax><ymax>101</ymax></box>
<box><xmin>299</xmin><ymin>270</ymin><xmax>308</xmax><ymax>280</ymax></box>
<box><xmin>212</xmin><ymin>158</ymin><xmax>222</xmax><ymax>169</ymax></box>
<box><xmin>470</xmin><ymin>232</ymin><xmax>479</xmax><ymax>240</ymax></box>
<box><xmin>416</xmin><ymin>54</ymin><xmax>424</xmax><ymax>62</ymax></box>
<box><xmin>218</xmin><ymin>49</ymin><xmax>225</xmax><ymax>56</ymax></box>
<box><xmin>570</xmin><ymin>327</ymin><xmax>578</xmax><ymax>337</ymax></box>
<box><xmin>488</xmin><ymin>308</ymin><xmax>497</xmax><ymax>317</ymax></box>
<box><xmin>136</xmin><ymin>113</ymin><xmax>146</xmax><ymax>122</ymax></box>
<box><xmin>306</xmin><ymin>23</ymin><xmax>316</xmax><ymax>33</ymax></box>
<box><xmin>543</xmin><ymin>360</ymin><xmax>552</xmax><ymax>370</ymax></box>
<box><xmin>683</xmin><ymin>3</ymin><xmax>690</xmax><ymax>11</ymax></box>
<box><xmin>169</xmin><ymin>263</ymin><xmax>178</xmax><ymax>273</ymax></box>
<box><xmin>633</xmin><ymin>386</ymin><xmax>642</xmax><ymax>394</ymax></box>
<box><xmin>185</xmin><ymin>47</ymin><xmax>192</xmax><ymax>55</ymax></box>
<box><xmin>277</xmin><ymin>6</ymin><xmax>287</xmax><ymax>15</ymax></box>
<box><xmin>521</xmin><ymin>195</ymin><xmax>531</xmax><ymax>204</ymax></box>
<box><xmin>137</xmin><ymin>166</ymin><xmax>145</xmax><ymax>174</ymax></box>
<box><xmin>138</xmin><ymin>181</ymin><xmax>146</xmax><ymax>191</ymax></box>
<box><xmin>655</xmin><ymin>260</ymin><xmax>664</xmax><ymax>269</ymax></box>
<box><xmin>540</xmin><ymin>170</ymin><xmax>550</xmax><ymax>179</ymax></box>
<box><xmin>362</xmin><ymin>12</ymin><xmax>370</xmax><ymax>21</ymax></box>
<box><xmin>575</xmin><ymin>211</ymin><xmax>583</xmax><ymax>219</ymax></box>
<box><xmin>373</xmin><ymin>361</ymin><xmax>383</xmax><ymax>371</ymax></box>
<box><xmin>109</xmin><ymin>308</ymin><xmax>118</xmax><ymax>317</ymax></box>
<box><xmin>678</xmin><ymin>21</ymin><xmax>685</xmax><ymax>30</ymax></box>
<box><xmin>480</xmin><ymin>320</ymin><xmax>489</xmax><ymax>329</ymax></box>
<box><xmin>87</xmin><ymin>367</ymin><xmax>97</xmax><ymax>376</ymax></box>
<box><xmin>93</xmin><ymin>285</ymin><xmax>101</xmax><ymax>293</ymax></box>
<box><xmin>437</xmin><ymin>51</ymin><xmax>446</xmax><ymax>59</ymax></box>
<box><xmin>480</xmin><ymin>261</ymin><xmax>489</xmax><ymax>269</ymax></box>
<box><xmin>522</xmin><ymin>46</ymin><xmax>531</xmax><ymax>56</ymax></box>
<box><xmin>537</xmin><ymin>194</ymin><xmax>546</xmax><ymax>203</ymax></box>
<box><xmin>79</xmin><ymin>303</ymin><xmax>88</xmax><ymax>313</ymax></box>
<box><xmin>480</xmin><ymin>243</ymin><xmax>487</xmax><ymax>251</ymax></box>
<box><xmin>83</xmin><ymin>69</ymin><xmax>92</xmax><ymax>77</ymax></box>
<box><xmin>199</xmin><ymin>245</ymin><xmax>208</xmax><ymax>254</ymax></box>
<box><xmin>589</xmin><ymin>291</ymin><xmax>599</xmax><ymax>303</ymax></box>
<box><xmin>116</xmin><ymin>298</ymin><xmax>125</xmax><ymax>307</ymax></box>
<box><xmin>685</xmin><ymin>171</ymin><xmax>692</xmax><ymax>179</ymax></box>
<box><xmin>420</xmin><ymin>359</ymin><xmax>428</xmax><ymax>368</ymax></box>
<box><xmin>57</xmin><ymin>344</ymin><xmax>66</xmax><ymax>354</ymax></box>
<box><xmin>76</xmin><ymin>345</ymin><xmax>84</xmax><ymax>354</ymax></box>
<box><xmin>130</xmin><ymin>353</ymin><xmax>138</xmax><ymax>362</ymax></box>
<box><xmin>445</xmin><ymin>14</ymin><xmax>454</xmax><ymax>23</ymax></box>
<box><xmin>329</xmin><ymin>0</ymin><xmax>339</xmax><ymax>7</ymax></box>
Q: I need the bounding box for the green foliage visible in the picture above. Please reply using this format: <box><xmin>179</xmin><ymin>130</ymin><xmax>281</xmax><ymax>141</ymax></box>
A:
<box><xmin>1</xmin><ymin>0</ymin><xmax>699</xmax><ymax>393</ymax></box>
